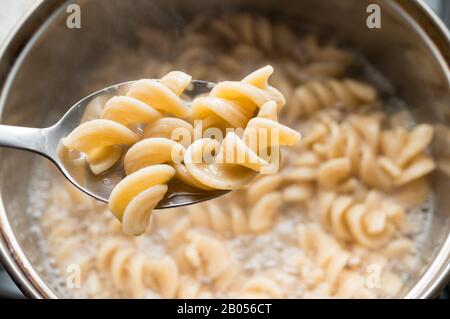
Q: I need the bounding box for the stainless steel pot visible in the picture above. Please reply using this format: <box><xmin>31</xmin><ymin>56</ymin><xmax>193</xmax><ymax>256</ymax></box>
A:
<box><xmin>0</xmin><ymin>0</ymin><xmax>449</xmax><ymax>299</ymax></box>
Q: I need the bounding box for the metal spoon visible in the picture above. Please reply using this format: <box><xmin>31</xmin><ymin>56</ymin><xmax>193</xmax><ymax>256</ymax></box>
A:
<box><xmin>0</xmin><ymin>80</ymin><xmax>229</xmax><ymax>209</ymax></box>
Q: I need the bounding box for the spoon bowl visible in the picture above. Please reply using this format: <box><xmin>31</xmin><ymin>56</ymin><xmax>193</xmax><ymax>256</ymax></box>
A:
<box><xmin>0</xmin><ymin>79</ymin><xmax>230</xmax><ymax>209</ymax></box>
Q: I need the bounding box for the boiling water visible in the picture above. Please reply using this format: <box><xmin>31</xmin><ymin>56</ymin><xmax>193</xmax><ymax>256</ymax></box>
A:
<box><xmin>21</xmin><ymin>16</ymin><xmax>438</xmax><ymax>298</ymax></box>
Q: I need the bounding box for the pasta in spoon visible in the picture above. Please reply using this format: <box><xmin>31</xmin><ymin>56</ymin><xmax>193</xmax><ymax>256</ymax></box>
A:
<box><xmin>63</xmin><ymin>66</ymin><xmax>301</xmax><ymax>235</ymax></box>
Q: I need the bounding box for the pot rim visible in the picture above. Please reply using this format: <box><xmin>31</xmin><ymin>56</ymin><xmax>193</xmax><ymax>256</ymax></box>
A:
<box><xmin>0</xmin><ymin>0</ymin><xmax>60</xmax><ymax>299</ymax></box>
<box><xmin>0</xmin><ymin>0</ymin><xmax>448</xmax><ymax>299</ymax></box>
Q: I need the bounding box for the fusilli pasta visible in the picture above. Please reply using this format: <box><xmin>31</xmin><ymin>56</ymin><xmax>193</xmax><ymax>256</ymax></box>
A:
<box><xmin>40</xmin><ymin>13</ymin><xmax>436</xmax><ymax>299</ymax></box>
<box><xmin>63</xmin><ymin>71</ymin><xmax>191</xmax><ymax>174</ymax></box>
<box><xmin>63</xmin><ymin>66</ymin><xmax>300</xmax><ymax>235</ymax></box>
<box><xmin>97</xmin><ymin>239</ymin><xmax>179</xmax><ymax>298</ymax></box>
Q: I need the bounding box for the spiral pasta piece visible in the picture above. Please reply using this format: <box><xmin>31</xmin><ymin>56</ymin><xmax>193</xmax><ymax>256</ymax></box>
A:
<box><xmin>248</xmin><ymin>192</ymin><xmax>282</xmax><ymax>233</ymax></box>
<box><xmin>211</xmin><ymin>15</ymin><xmax>276</xmax><ymax>52</ymax></box>
<box><xmin>109</xmin><ymin>164</ymin><xmax>175</xmax><ymax>235</ymax></box>
<box><xmin>111</xmin><ymin>127</ymin><xmax>193</xmax><ymax>236</ymax></box>
<box><xmin>63</xmin><ymin>119</ymin><xmax>139</xmax><ymax>174</ymax></box>
<box><xmin>184</xmin><ymin>99</ymin><xmax>300</xmax><ymax>190</ymax></box>
<box><xmin>182</xmin><ymin>230</ymin><xmax>237</xmax><ymax>287</ymax></box>
<box><xmin>111</xmin><ymin>138</ymin><xmax>183</xmax><ymax>234</ymax></box>
<box><xmin>185</xmin><ymin>201</ymin><xmax>250</xmax><ymax>236</ymax></box>
<box><xmin>297</xmin><ymin>224</ymin><xmax>349</xmax><ymax>294</ymax></box>
<box><xmin>97</xmin><ymin>239</ymin><xmax>179</xmax><ymax>298</ymax></box>
<box><xmin>187</xmin><ymin>70</ymin><xmax>292</xmax><ymax>189</ymax></box>
<box><xmin>288</xmin><ymin>78</ymin><xmax>377</xmax><ymax>118</ymax></box>
<box><xmin>123</xmin><ymin>138</ymin><xmax>184</xmax><ymax>175</ymax></box>
<box><xmin>246</xmin><ymin>174</ymin><xmax>282</xmax><ymax>205</ymax></box>
<box><xmin>296</xmin><ymin>223</ymin><xmax>375</xmax><ymax>296</ymax></box>
<box><xmin>191</xmin><ymin>65</ymin><xmax>285</xmax><ymax>130</ymax></box>
<box><xmin>318</xmin><ymin>191</ymin><xmax>404</xmax><ymax>249</ymax></box>
<box><xmin>143</xmin><ymin>117</ymin><xmax>194</xmax><ymax>147</ymax></box>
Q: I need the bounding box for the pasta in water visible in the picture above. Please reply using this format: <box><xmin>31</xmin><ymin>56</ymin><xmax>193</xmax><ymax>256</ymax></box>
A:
<box><xmin>63</xmin><ymin>66</ymin><xmax>300</xmax><ymax>235</ymax></box>
<box><xmin>40</xmin><ymin>14</ymin><xmax>436</xmax><ymax>299</ymax></box>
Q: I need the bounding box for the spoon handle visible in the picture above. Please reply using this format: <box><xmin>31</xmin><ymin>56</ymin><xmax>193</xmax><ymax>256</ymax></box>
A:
<box><xmin>0</xmin><ymin>124</ymin><xmax>46</xmax><ymax>155</ymax></box>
